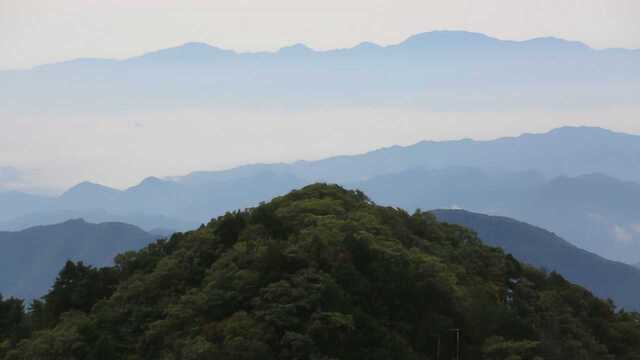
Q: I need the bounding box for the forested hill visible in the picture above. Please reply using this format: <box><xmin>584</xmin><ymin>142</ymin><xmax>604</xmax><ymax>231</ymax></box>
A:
<box><xmin>433</xmin><ymin>209</ymin><xmax>640</xmax><ymax>310</ymax></box>
<box><xmin>1</xmin><ymin>184</ymin><xmax>639</xmax><ymax>359</ymax></box>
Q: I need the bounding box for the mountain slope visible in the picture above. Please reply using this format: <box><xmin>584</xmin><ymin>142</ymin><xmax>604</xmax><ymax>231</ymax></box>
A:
<box><xmin>3</xmin><ymin>127</ymin><xmax>640</xmax><ymax>264</ymax></box>
<box><xmin>171</xmin><ymin>126</ymin><xmax>640</xmax><ymax>184</ymax></box>
<box><xmin>2</xmin><ymin>184</ymin><xmax>639</xmax><ymax>359</ymax></box>
<box><xmin>0</xmin><ymin>219</ymin><xmax>157</xmax><ymax>300</ymax></box>
<box><xmin>282</xmin><ymin>126</ymin><xmax>640</xmax><ymax>183</ymax></box>
<box><xmin>432</xmin><ymin>209</ymin><xmax>640</xmax><ymax>310</ymax></box>
<box><xmin>5</xmin><ymin>126</ymin><xmax>640</xmax><ymax>220</ymax></box>
<box><xmin>354</xmin><ymin>167</ymin><xmax>640</xmax><ymax>264</ymax></box>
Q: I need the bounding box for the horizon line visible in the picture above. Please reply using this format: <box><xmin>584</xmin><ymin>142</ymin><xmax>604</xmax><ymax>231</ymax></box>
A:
<box><xmin>5</xmin><ymin>30</ymin><xmax>639</xmax><ymax>72</ymax></box>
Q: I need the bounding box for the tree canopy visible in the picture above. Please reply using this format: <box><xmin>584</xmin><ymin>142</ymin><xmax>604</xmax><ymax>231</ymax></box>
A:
<box><xmin>1</xmin><ymin>184</ymin><xmax>639</xmax><ymax>359</ymax></box>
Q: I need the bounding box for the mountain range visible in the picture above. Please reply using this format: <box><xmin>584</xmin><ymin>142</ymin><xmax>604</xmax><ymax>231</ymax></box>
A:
<box><xmin>355</xmin><ymin>167</ymin><xmax>640</xmax><ymax>264</ymax></box>
<box><xmin>2</xmin><ymin>126</ymin><xmax>640</xmax><ymax>264</ymax></box>
<box><xmin>2</xmin><ymin>27</ymin><xmax>639</xmax><ymax>359</ymax></box>
<box><xmin>0</xmin><ymin>219</ymin><xmax>156</xmax><ymax>300</ymax></box>
<box><xmin>2</xmin><ymin>31</ymin><xmax>638</xmax><ymax>114</ymax></box>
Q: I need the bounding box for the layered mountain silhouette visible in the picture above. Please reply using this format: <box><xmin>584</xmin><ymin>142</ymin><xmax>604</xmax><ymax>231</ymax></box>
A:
<box><xmin>0</xmin><ymin>219</ymin><xmax>157</xmax><ymax>300</ymax></box>
<box><xmin>2</xmin><ymin>126</ymin><xmax>639</xmax><ymax>264</ymax></box>
<box><xmin>432</xmin><ymin>209</ymin><xmax>640</xmax><ymax>310</ymax></box>
<box><xmin>174</xmin><ymin>126</ymin><xmax>640</xmax><ymax>184</ymax></box>
<box><xmin>354</xmin><ymin>167</ymin><xmax>640</xmax><ymax>264</ymax></box>
<box><xmin>2</xmin><ymin>31</ymin><xmax>638</xmax><ymax>113</ymax></box>
<box><xmin>0</xmin><ymin>172</ymin><xmax>303</xmax><ymax>232</ymax></box>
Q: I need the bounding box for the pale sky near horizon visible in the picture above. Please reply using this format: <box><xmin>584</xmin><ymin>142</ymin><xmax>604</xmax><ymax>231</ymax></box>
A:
<box><xmin>1</xmin><ymin>0</ymin><xmax>640</xmax><ymax>69</ymax></box>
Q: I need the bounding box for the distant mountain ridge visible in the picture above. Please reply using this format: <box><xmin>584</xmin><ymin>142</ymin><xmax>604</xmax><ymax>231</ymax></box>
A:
<box><xmin>20</xmin><ymin>31</ymin><xmax>640</xmax><ymax>70</ymax></box>
<box><xmin>2</xmin><ymin>126</ymin><xmax>640</xmax><ymax>264</ymax></box>
<box><xmin>0</xmin><ymin>219</ymin><xmax>157</xmax><ymax>300</ymax></box>
<box><xmin>432</xmin><ymin>209</ymin><xmax>640</xmax><ymax>310</ymax></box>
<box><xmin>172</xmin><ymin>126</ymin><xmax>640</xmax><ymax>184</ymax></box>
<box><xmin>354</xmin><ymin>167</ymin><xmax>640</xmax><ymax>264</ymax></box>
<box><xmin>2</xmin><ymin>31</ymin><xmax>638</xmax><ymax>113</ymax></box>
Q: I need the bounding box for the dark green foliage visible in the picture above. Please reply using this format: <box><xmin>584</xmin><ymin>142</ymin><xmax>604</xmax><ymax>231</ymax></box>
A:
<box><xmin>433</xmin><ymin>209</ymin><xmax>640</xmax><ymax>310</ymax></box>
<box><xmin>0</xmin><ymin>295</ymin><xmax>30</xmax><ymax>358</ymax></box>
<box><xmin>40</xmin><ymin>261</ymin><xmax>119</xmax><ymax>327</ymax></box>
<box><xmin>2</xmin><ymin>184</ymin><xmax>640</xmax><ymax>359</ymax></box>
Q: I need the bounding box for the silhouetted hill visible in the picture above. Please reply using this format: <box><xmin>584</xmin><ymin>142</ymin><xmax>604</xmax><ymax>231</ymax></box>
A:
<box><xmin>58</xmin><ymin>181</ymin><xmax>121</xmax><ymax>209</ymax></box>
<box><xmin>0</xmin><ymin>219</ymin><xmax>157</xmax><ymax>300</ymax></box>
<box><xmin>432</xmin><ymin>209</ymin><xmax>640</xmax><ymax>310</ymax></box>
<box><xmin>2</xmin><ymin>184</ymin><xmax>639</xmax><ymax>359</ymax></box>
<box><xmin>0</xmin><ymin>209</ymin><xmax>196</xmax><ymax>233</ymax></box>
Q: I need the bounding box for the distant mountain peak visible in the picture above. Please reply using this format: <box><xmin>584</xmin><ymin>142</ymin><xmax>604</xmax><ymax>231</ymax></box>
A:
<box><xmin>401</xmin><ymin>30</ymin><xmax>496</xmax><ymax>46</ymax></box>
<box><xmin>522</xmin><ymin>36</ymin><xmax>590</xmax><ymax>50</ymax></box>
<box><xmin>180</xmin><ymin>41</ymin><xmax>213</xmax><ymax>48</ymax></box>
<box><xmin>277</xmin><ymin>43</ymin><xmax>314</xmax><ymax>55</ymax></box>
<box><xmin>59</xmin><ymin>218</ymin><xmax>88</xmax><ymax>225</ymax></box>
<box><xmin>60</xmin><ymin>181</ymin><xmax>120</xmax><ymax>201</ymax></box>
<box><xmin>397</xmin><ymin>31</ymin><xmax>594</xmax><ymax>54</ymax></box>
<box><xmin>123</xmin><ymin>176</ymin><xmax>182</xmax><ymax>195</ymax></box>
<box><xmin>409</xmin><ymin>30</ymin><xmax>492</xmax><ymax>39</ymax></box>
<box><xmin>140</xmin><ymin>176</ymin><xmax>164</xmax><ymax>185</ymax></box>
<box><xmin>128</xmin><ymin>41</ymin><xmax>236</xmax><ymax>63</ymax></box>
<box><xmin>545</xmin><ymin>126</ymin><xmax>627</xmax><ymax>138</ymax></box>
<box><xmin>137</xmin><ymin>176</ymin><xmax>177</xmax><ymax>187</ymax></box>
<box><xmin>171</xmin><ymin>41</ymin><xmax>233</xmax><ymax>53</ymax></box>
<box><xmin>64</xmin><ymin>181</ymin><xmax>115</xmax><ymax>193</ymax></box>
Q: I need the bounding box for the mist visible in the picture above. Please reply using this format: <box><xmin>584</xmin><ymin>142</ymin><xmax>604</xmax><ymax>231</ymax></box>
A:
<box><xmin>2</xmin><ymin>103</ymin><xmax>639</xmax><ymax>192</ymax></box>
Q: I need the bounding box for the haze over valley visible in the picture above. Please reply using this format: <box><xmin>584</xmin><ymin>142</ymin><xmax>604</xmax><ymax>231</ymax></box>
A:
<box><xmin>2</xmin><ymin>2</ymin><xmax>640</xmax><ymax>358</ymax></box>
<box><xmin>2</xmin><ymin>31</ymin><xmax>639</xmax><ymax>191</ymax></box>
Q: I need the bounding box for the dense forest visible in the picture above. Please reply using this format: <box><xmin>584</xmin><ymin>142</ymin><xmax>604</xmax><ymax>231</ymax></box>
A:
<box><xmin>432</xmin><ymin>209</ymin><xmax>640</xmax><ymax>310</ymax></box>
<box><xmin>1</xmin><ymin>184</ymin><xmax>640</xmax><ymax>359</ymax></box>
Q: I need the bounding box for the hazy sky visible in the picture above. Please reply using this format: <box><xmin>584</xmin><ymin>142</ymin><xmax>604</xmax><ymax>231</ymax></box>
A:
<box><xmin>1</xmin><ymin>0</ymin><xmax>640</xmax><ymax>69</ymax></box>
<box><xmin>1</xmin><ymin>0</ymin><xmax>640</xmax><ymax>192</ymax></box>
<box><xmin>2</xmin><ymin>105</ymin><xmax>640</xmax><ymax>192</ymax></box>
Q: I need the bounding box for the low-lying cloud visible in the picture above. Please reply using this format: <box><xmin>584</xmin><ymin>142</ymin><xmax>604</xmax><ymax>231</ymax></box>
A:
<box><xmin>613</xmin><ymin>224</ymin><xmax>634</xmax><ymax>244</ymax></box>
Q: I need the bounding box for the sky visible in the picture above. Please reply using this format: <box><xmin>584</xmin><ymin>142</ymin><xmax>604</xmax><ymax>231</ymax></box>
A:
<box><xmin>1</xmin><ymin>0</ymin><xmax>639</xmax><ymax>192</ymax></box>
<box><xmin>1</xmin><ymin>0</ymin><xmax>640</xmax><ymax>69</ymax></box>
